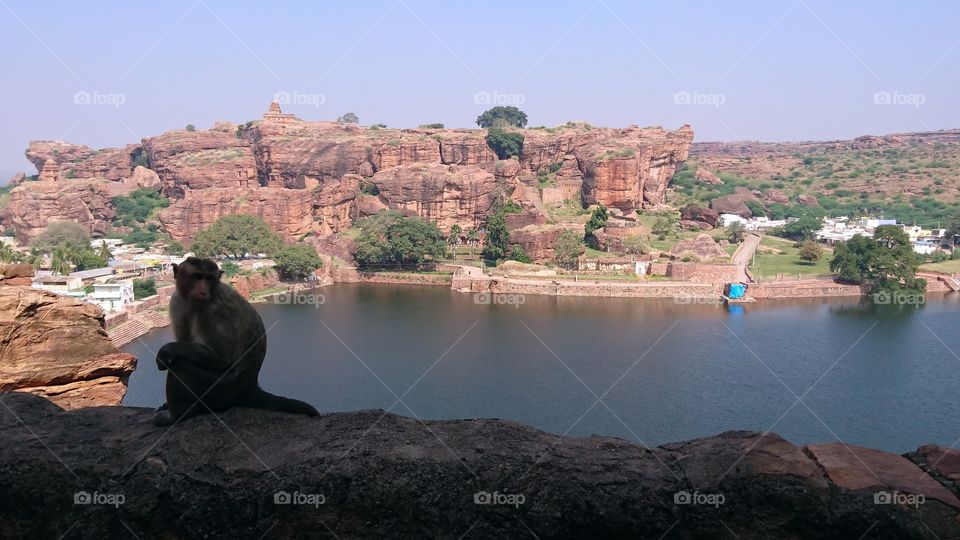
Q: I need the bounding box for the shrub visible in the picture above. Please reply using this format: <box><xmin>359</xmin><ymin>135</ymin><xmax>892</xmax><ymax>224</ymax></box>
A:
<box><xmin>485</xmin><ymin>128</ymin><xmax>523</xmax><ymax>159</ymax></box>
<box><xmin>133</xmin><ymin>278</ymin><xmax>157</xmax><ymax>300</ymax></box>
<box><xmin>419</xmin><ymin>123</ymin><xmax>444</xmax><ymax>129</ymax></box>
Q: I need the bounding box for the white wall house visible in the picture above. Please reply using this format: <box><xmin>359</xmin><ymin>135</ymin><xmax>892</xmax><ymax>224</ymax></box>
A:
<box><xmin>32</xmin><ymin>275</ymin><xmax>83</xmax><ymax>294</ymax></box>
<box><xmin>89</xmin><ymin>280</ymin><xmax>135</xmax><ymax>313</ymax></box>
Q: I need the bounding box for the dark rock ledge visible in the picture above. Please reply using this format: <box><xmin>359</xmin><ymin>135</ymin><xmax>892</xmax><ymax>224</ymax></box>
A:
<box><xmin>2</xmin><ymin>391</ymin><xmax>959</xmax><ymax>539</ymax></box>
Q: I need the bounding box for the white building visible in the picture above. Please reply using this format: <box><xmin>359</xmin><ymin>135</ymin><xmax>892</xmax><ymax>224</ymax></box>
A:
<box><xmin>913</xmin><ymin>241</ymin><xmax>939</xmax><ymax>255</ymax></box>
<box><xmin>32</xmin><ymin>275</ymin><xmax>83</xmax><ymax>294</ymax></box>
<box><xmin>720</xmin><ymin>214</ymin><xmax>745</xmax><ymax>228</ymax></box>
<box><xmin>89</xmin><ymin>280</ymin><xmax>135</xmax><ymax>313</ymax></box>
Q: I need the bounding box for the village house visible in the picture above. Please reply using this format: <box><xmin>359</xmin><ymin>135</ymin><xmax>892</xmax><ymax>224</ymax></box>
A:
<box><xmin>88</xmin><ymin>280</ymin><xmax>135</xmax><ymax>313</ymax></box>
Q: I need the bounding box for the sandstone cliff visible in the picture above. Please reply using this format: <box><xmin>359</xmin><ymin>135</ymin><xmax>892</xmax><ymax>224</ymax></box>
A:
<box><xmin>2</xmin><ymin>391</ymin><xmax>959</xmax><ymax>539</ymax></box>
<box><xmin>0</xmin><ymin>285</ymin><xmax>137</xmax><ymax>409</ymax></box>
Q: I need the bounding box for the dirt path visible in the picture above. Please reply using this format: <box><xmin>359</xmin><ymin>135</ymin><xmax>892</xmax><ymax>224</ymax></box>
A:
<box><xmin>731</xmin><ymin>233</ymin><xmax>762</xmax><ymax>283</ymax></box>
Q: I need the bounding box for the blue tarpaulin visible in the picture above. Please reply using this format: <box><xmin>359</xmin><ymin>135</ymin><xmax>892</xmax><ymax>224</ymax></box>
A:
<box><xmin>728</xmin><ymin>283</ymin><xmax>746</xmax><ymax>299</ymax></box>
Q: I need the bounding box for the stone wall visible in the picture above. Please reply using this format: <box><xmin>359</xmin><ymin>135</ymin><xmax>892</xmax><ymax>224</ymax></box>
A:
<box><xmin>749</xmin><ymin>280</ymin><xmax>867</xmax><ymax>299</ymax></box>
<box><xmin>453</xmin><ymin>276</ymin><xmax>722</xmax><ymax>298</ymax></box>
<box><xmin>665</xmin><ymin>262</ymin><xmax>740</xmax><ymax>283</ymax></box>
<box><xmin>332</xmin><ymin>267</ymin><xmax>453</xmax><ymax>286</ymax></box>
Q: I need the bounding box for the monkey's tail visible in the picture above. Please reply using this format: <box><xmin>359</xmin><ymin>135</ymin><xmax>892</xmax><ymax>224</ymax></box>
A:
<box><xmin>246</xmin><ymin>387</ymin><xmax>319</xmax><ymax>417</ymax></box>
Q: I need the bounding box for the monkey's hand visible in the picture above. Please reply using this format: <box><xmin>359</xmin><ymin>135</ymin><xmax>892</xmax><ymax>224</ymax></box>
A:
<box><xmin>156</xmin><ymin>342</ymin><xmax>178</xmax><ymax>371</ymax></box>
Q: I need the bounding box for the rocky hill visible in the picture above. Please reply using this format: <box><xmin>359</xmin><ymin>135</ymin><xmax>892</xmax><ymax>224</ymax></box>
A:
<box><xmin>3</xmin><ymin>390</ymin><xmax>960</xmax><ymax>538</ymax></box>
<box><xmin>0</xmin><ymin>104</ymin><xmax>693</xmax><ymax>246</ymax></box>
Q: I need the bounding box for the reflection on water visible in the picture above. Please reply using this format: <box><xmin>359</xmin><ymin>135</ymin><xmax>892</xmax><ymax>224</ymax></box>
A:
<box><xmin>123</xmin><ymin>284</ymin><xmax>960</xmax><ymax>452</ymax></box>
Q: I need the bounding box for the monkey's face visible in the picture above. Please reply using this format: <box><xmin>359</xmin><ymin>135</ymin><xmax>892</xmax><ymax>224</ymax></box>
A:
<box><xmin>173</xmin><ymin>258</ymin><xmax>224</xmax><ymax>306</ymax></box>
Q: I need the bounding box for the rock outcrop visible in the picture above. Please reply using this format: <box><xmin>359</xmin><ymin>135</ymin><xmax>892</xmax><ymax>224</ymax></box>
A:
<box><xmin>508</xmin><ymin>224</ymin><xmax>583</xmax><ymax>262</ymax></box>
<box><xmin>710</xmin><ymin>187</ymin><xmax>761</xmax><ymax>218</ymax></box>
<box><xmin>1</xmin><ymin>391</ymin><xmax>959</xmax><ymax>539</ymax></box>
<box><xmin>694</xmin><ymin>167</ymin><xmax>723</xmax><ymax>185</ymax></box>
<box><xmin>1</xmin><ymin>179</ymin><xmax>121</xmax><ymax>242</ymax></box>
<box><xmin>680</xmin><ymin>205</ymin><xmax>719</xmax><ymax>230</ymax></box>
<box><xmin>25</xmin><ymin>141</ymin><xmax>138</xmax><ymax>181</ymax></box>
<box><xmin>142</xmin><ymin>130</ymin><xmax>259</xmax><ymax>197</ymax></box>
<box><xmin>0</xmin><ymin>286</ymin><xmax>136</xmax><ymax>409</ymax></box>
<box><xmin>670</xmin><ymin>233</ymin><xmax>728</xmax><ymax>260</ymax></box>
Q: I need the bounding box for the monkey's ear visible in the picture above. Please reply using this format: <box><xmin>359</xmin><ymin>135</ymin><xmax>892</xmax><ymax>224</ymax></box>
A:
<box><xmin>172</xmin><ymin>263</ymin><xmax>179</xmax><ymax>276</ymax></box>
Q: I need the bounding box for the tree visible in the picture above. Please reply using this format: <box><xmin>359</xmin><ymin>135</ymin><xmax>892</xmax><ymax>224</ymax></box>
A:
<box><xmin>191</xmin><ymin>215</ymin><xmax>281</xmax><ymax>259</ymax></box>
<box><xmin>31</xmin><ymin>222</ymin><xmax>90</xmax><ymax>252</ymax></box>
<box><xmin>466</xmin><ymin>228</ymin><xmax>480</xmax><ymax>257</ymax></box>
<box><xmin>745</xmin><ymin>200</ymin><xmax>765</xmax><ymax>218</ymax></box>
<box><xmin>274</xmin><ymin>243</ymin><xmax>323</xmax><ymax>280</ymax></box>
<box><xmin>185</xmin><ymin>124</ymin><xmax>197</xmax><ymax>132</ymax></box>
<box><xmin>0</xmin><ymin>242</ymin><xmax>16</xmax><ymax>263</ymax></box>
<box><xmin>621</xmin><ymin>234</ymin><xmax>650</xmax><ymax>255</ymax></box>
<box><xmin>50</xmin><ymin>245</ymin><xmax>72</xmax><ymax>275</ymax></box>
<box><xmin>829</xmin><ymin>226</ymin><xmax>925</xmax><ymax>293</ymax></box>
<box><xmin>111</xmin><ymin>188</ymin><xmax>168</xmax><ymax>227</ymax></box>
<box><xmin>133</xmin><ymin>278</ymin><xmax>157</xmax><ymax>300</ymax></box>
<box><xmin>652</xmin><ymin>212</ymin><xmax>679</xmax><ymax>240</ymax></box>
<box><xmin>448</xmin><ymin>224</ymin><xmax>462</xmax><ymax>260</ymax></box>
<box><xmin>353</xmin><ymin>211</ymin><xmax>446</xmax><ymax>268</ymax></box>
<box><xmin>728</xmin><ymin>221</ymin><xmax>745</xmax><ymax>244</ymax></box>
<box><xmin>584</xmin><ymin>204</ymin><xmax>609</xmax><ymax>246</ymax></box>
<box><xmin>798</xmin><ymin>240</ymin><xmax>823</xmax><ymax>263</ymax></box>
<box><xmin>97</xmin><ymin>241</ymin><xmax>112</xmax><ymax>261</ymax></box>
<box><xmin>164</xmin><ymin>240</ymin><xmax>185</xmax><ymax>256</ymax></box>
<box><xmin>508</xmin><ymin>245</ymin><xmax>531</xmax><ymax>263</ymax></box>
<box><xmin>476</xmin><ymin>106</ymin><xmax>528</xmax><ymax>129</ymax></box>
<box><xmin>554</xmin><ymin>229</ymin><xmax>583</xmax><ymax>269</ymax></box>
<box><xmin>485</xmin><ymin>128</ymin><xmax>524</xmax><ymax>159</ymax></box>
<box><xmin>778</xmin><ymin>216</ymin><xmax>822</xmax><ymax>241</ymax></box>
<box><xmin>221</xmin><ymin>261</ymin><xmax>242</xmax><ymax>277</ymax></box>
<box><xmin>481</xmin><ymin>213</ymin><xmax>509</xmax><ymax>262</ymax></box>
<box><xmin>71</xmin><ymin>249</ymin><xmax>107</xmax><ymax>271</ymax></box>
<box><xmin>337</xmin><ymin>112</ymin><xmax>359</xmax><ymax>124</ymax></box>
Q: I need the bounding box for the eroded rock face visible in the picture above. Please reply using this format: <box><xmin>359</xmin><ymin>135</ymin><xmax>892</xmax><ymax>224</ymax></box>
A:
<box><xmin>1</xmin><ymin>179</ymin><xmax>120</xmax><ymax>242</ymax></box>
<box><xmin>680</xmin><ymin>205</ymin><xmax>719</xmax><ymax>230</ymax></box>
<box><xmin>509</xmin><ymin>224</ymin><xmax>583</xmax><ymax>262</ymax></box>
<box><xmin>1</xmin><ymin>393</ymin><xmax>959</xmax><ymax>539</ymax></box>
<box><xmin>26</xmin><ymin>141</ymin><xmax>138</xmax><ymax>181</ymax></box>
<box><xmin>369</xmin><ymin>163</ymin><xmax>501</xmax><ymax>230</ymax></box>
<box><xmin>0</xmin><ymin>287</ymin><xmax>136</xmax><ymax>409</ymax></box>
<box><xmin>142</xmin><ymin>130</ymin><xmax>259</xmax><ymax>197</ymax></box>
<box><xmin>670</xmin><ymin>233</ymin><xmax>727</xmax><ymax>259</ymax></box>
<box><xmin>159</xmin><ymin>180</ymin><xmax>358</xmax><ymax>244</ymax></box>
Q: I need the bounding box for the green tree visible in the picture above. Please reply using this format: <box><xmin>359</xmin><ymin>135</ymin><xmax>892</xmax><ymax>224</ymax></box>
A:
<box><xmin>337</xmin><ymin>112</ymin><xmax>359</xmax><ymax>124</ymax></box>
<box><xmin>485</xmin><ymin>128</ymin><xmax>524</xmax><ymax>159</ymax></box>
<box><xmin>50</xmin><ymin>245</ymin><xmax>72</xmax><ymax>275</ymax></box>
<box><xmin>133</xmin><ymin>278</ymin><xmax>157</xmax><ymax>300</ymax></box>
<box><xmin>31</xmin><ymin>222</ymin><xmax>90</xmax><ymax>252</ymax></box>
<box><xmin>448</xmin><ymin>224</ymin><xmax>462</xmax><ymax>260</ymax></box>
<box><xmin>164</xmin><ymin>239</ymin><xmax>185</xmax><ymax>256</ymax></box>
<box><xmin>481</xmin><ymin>213</ymin><xmax>509</xmax><ymax>262</ymax></box>
<box><xmin>508</xmin><ymin>245</ymin><xmax>531</xmax><ymax>263</ymax></box>
<box><xmin>0</xmin><ymin>242</ymin><xmax>16</xmax><ymax>263</ymax></box>
<box><xmin>798</xmin><ymin>240</ymin><xmax>823</xmax><ymax>263</ymax></box>
<box><xmin>97</xmin><ymin>241</ymin><xmax>112</xmax><ymax>261</ymax></box>
<box><xmin>71</xmin><ymin>249</ymin><xmax>107</xmax><ymax>271</ymax></box>
<box><xmin>728</xmin><ymin>221</ymin><xmax>745</xmax><ymax>244</ymax></box>
<box><xmin>621</xmin><ymin>234</ymin><xmax>650</xmax><ymax>255</ymax></box>
<box><xmin>554</xmin><ymin>229</ymin><xmax>583</xmax><ymax>269</ymax></box>
<box><xmin>777</xmin><ymin>216</ymin><xmax>822</xmax><ymax>241</ymax></box>
<box><xmin>353</xmin><ymin>211</ymin><xmax>446</xmax><ymax>268</ymax></box>
<box><xmin>466</xmin><ymin>228</ymin><xmax>480</xmax><ymax>257</ymax></box>
<box><xmin>652</xmin><ymin>212</ymin><xmax>679</xmax><ymax>240</ymax></box>
<box><xmin>111</xmin><ymin>188</ymin><xmax>168</xmax><ymax>227</ymax></box>
<box><xmin>185</xmin><ymin>124</ymin><xmax>197</xmax><ymax>132</ymax></box>
<box><xmin>584</xmin><ymin>204</ymin><xmax>609</xmax><ymax>246</ymax></box>
<box><xmin>221</xmin><ymin>261</ymin><xmax>242</xmax><ymax>277</ymax></box>
<box><xmin>274</xmin><ymin>243</ymin><xmax>323</xmax><ymax>280</ymax></box>
<box><xmin>476</xmin><ymin>106</ymin><xmax>528</xmax><ymax>128</ymax></box>
<box><xmin>191</xmin><ymin>215</ymin><xmax>281</xmax><ymax>259</ymax></box>
<box><xmin>745</xmin><ymin>199</ymin><xmax>765</xmax><ymax>217</ymax></box>
<box><xmin>829</xmin><ymin>226</ymin><xmax>925</xmax><ymax>293</ymax></box>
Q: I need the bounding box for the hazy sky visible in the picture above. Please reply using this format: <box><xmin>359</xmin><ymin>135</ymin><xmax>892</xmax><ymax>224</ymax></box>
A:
<box><xmin>1</xmin><ymin>0</ymin><xmax>957</xmax><ymax>173</ymax></box>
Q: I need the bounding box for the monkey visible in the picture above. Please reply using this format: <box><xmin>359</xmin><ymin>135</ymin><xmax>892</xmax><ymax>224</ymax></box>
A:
<box><xmin>153</xmin><ymin>256</ymin><xmax>319</xmax><ymax>426</ymax></box>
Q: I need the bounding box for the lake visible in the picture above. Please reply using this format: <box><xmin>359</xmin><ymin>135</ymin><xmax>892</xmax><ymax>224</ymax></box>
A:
<box><xmin>122</xmin><ymin>284</ymin><xmax>960</xmax><ymax>453</ymax></box>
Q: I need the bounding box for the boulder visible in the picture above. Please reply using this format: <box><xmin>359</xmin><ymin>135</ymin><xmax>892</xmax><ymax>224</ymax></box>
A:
<box><xmin>695</xmin><ymin>167</ymin><xmax>723</xmax><ymax>185</ymax></box>
<box><xmin>680</xmin><ymin>205</ymin><xmax>719</xmax><ymax>229</ymax></box>
<box><xmin>763</xmin><ymin>188</ymin><xmax>790</xmax><ymax>206</ymax></box>
<box><xmin>1</xmin><ymin>393</ymin><xmax>959</xmax><ymax>538</ymax></box>
<box><xmin>0</xmin><ymin>286</ymin><xmax>136</xmax><ymax>409</ymax></box>
<box><xmin>670</xmin><ymin>233</ymin><xmax>727</xmax><ymax>259</ymax></box>
<box><xmin>710</xmin><ymin>187</ymin><xmax>761</xmax><ymax>218</ymax></box>
<box><xmin>508</xmin><ymin>224</ymin><xmax>583</xmax><ymax>262</ymax></box>
<box><xmin>797</xmin><ymin>193</ymin><xmax>820</xmax><ymax>207</ymax></box>
<box><xmin>6</xmin><ymin>172</ymin><xmax>26</xmax><ymax>187</ymax></box>
<box><xmin>0</xmin><ymin>264</ymin><xmax>34</xmax><ymax>286</ymax></box>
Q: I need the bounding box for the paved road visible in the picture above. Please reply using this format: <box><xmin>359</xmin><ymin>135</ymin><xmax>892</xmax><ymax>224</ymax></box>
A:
<box><xmin>732</xmin><ymin>233</ymin><xmax>762</xmax><ymax>283</ymax></box>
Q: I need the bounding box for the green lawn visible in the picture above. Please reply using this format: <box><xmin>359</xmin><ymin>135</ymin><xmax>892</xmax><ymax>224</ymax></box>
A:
<box><xmin>920</xmin><ymin>259</ymin><xmax>960</xmax><ymax>274</ymax></box>
<box><xmin>749</xmin><ymin>236</ymin><xmax>833</xmax><ymax>279</ymax></box>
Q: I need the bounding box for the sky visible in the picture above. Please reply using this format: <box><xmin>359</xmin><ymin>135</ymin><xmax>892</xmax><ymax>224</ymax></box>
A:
<box><xmin>1</xmin><ymin>0</ymin><xmax>958</xmax><ymax>174</ymax></box>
